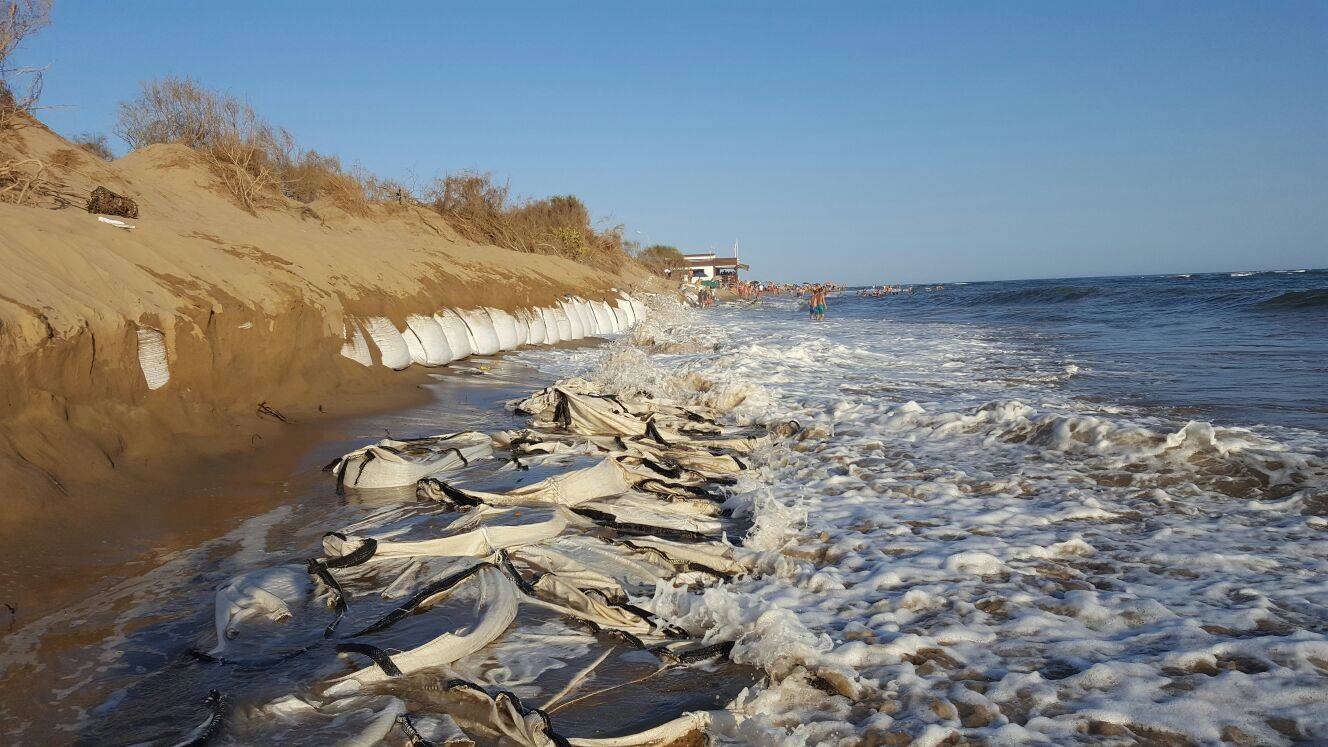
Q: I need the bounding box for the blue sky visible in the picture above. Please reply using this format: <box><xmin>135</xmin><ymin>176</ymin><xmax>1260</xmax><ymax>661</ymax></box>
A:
<box><xmin>18</xmin><ymin>1</ymin><xmax>1327</xmax><ymax>283</ymax></box>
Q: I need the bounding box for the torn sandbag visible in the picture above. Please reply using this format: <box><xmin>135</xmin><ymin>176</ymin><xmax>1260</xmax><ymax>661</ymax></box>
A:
<box><xmin>575</xmin><ymin>494</ymin><xmax>723</xmax><ymax>537</ymax></box>
<box><xmin>420</xmin><ymin>458</ymin><xmax>629</xmax><ymax>508</ymax></box>
<box><xmin>455</xmin><ymin>308</ymin><xmax>502</xmax><ymax>356</ymax></box>
<box><xmin>518</xmin><ymin>536</ymin><xmax>674</xmax><ymax>592</ymax></box>
<box><xmin>246</xmin><ymin>694</ymin><xmax>409</xmax><ymax>745</ymax></box>
<box><xmin>329</xmin><ymin>431</ymin><xmax>494</xmax><ymax>489</ymax></box>
<box><xmin>617</xmin><ymin>536</ymin><xmax>752</xmax><ymax>577</ymax></box>
<box><xmin>399</xmin><ymin>712</ymin><xmax>475</xmax><ymax>746</ymax></box>
<box><xmin>566</xmin><ymin>710</ymin><xmax>715</xmax><ymax>747</ymax></box>
<box><xmin>364</xmin><ymin>317</ymin><xmax>413</xmax><ymax>370</ymax></box>
<box><xmin>487</xmin><ymin>308</ymin><xmax>521</xmax><ymax>351</ymax></box>
<box><xmin>343</xmin><ymin>506</ymin><xmax>573</xmax><ymax>560</ymax></box>
<box><xmin>435</xmin><ymin>309</ymin><xmax>475</xmax><ymax>360</ymax></box>
<box><xmin>339</xmin><ymin>320</ymin><xmax>373</xmax><ymax>367</ymax></box>
<box><xmin>136</xmin><ymin>326</ymin><xmax>170</xmax><ymax>390</ymax></box>
<box><xmin>325</xmin><ymin>565</ymin><xmax>519</xmax><ymax>695</ymax></box>
<box><xmin>404</xmin><ymin>314</ymin><xmax>455</xmax><ymax>367</ymax></box>
<box><xmin>524</xmin><ymin>573</ymin><xmax>657</xmax><ymax>635</ymax></box>
<box><xmin>439</xmin><ymin>681</ymin><xmax>569</xmax><ymax>747</ymax></box>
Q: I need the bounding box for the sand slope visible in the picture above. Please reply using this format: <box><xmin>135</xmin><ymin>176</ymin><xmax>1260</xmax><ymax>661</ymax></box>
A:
<box><xmin>0</xmin><ymin>119</ymin><xmax>650</xmax><ymax>513</ymax></box>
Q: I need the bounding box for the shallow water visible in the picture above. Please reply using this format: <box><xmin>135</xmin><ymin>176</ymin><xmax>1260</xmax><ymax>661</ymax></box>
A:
<box><xmin>518</xmin><ymin>278</ymin><xmax>1328</xmax><ymax>743</ymax></box>
<box><xmin>3</xmin><ymin>273</ymin><xmax>1326</xmax><ymax>745</ymax></box>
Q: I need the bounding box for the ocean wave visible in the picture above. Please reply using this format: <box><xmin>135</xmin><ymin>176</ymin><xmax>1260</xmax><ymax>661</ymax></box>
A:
<box><xmin>1258</xmin><ymin>288</ymin><xmax>1328</xmax><ymax>309</ymax></box>
<box><xmin>952</xmin><ymin>286</ymin><xmax>1102</xmax><ymax>306</ymax></box>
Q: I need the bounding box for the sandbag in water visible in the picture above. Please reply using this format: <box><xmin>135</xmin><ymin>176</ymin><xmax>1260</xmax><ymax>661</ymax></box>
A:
<box><xmin>511</xmin><ymin>309</ymin><xmax>531</xmax><ymax>347</ymax></box>
<box><xmin>330</xmin><ymin>431</ymin><xmax>494</xmax><ymax>489</ymax></box>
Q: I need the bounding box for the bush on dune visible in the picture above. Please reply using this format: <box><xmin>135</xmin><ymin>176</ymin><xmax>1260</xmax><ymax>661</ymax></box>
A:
<box><xmin>636</xmin><ymin>244</ymin><xmax>684</xmax><ymax>275</ymax></box>
<box><xmin>427</xmin><ymin>172</ymin><xmax>625</xmax><ymax>271</ymax></box>
<box><xmin>112</xmin><ymin>76</ymin><xmax>630</xmax><ymax>269</ymax></box>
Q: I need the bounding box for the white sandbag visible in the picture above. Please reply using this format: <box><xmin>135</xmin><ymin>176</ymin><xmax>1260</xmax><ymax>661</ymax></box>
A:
<box><xmin>325</xmin><ymin>566</ymin><xmax>518</xmax><ymax>694</ymax></box>
<box><xmin>612</xmin><ymin>304</ymin><xmax>631</xmax><ymax>332</ymax></box>
<box><xmin>541</xmin><ymin>307</ymin><xmax>563</xmax><ymax>344</ymax></box>
<box><xmin>487</xmin><ymin>308</ymin><xmax>520</xmax><ymax>351</ymax></box>
<box><xmin>591</xmin><ymin>300</ymin><xmax>616</xmax><ymax>334</ymax></box>
<box><xmin>521</xmin><ymin>308</ymin><xmax>547</xmax><ymax>345</ymax></box>
<box><xmin>425</xmin><ymin>458</ymin><xmax>629</xmax><ymax>508</ymax></box>
<box><xmin>330</xmin><ymin>432</ymin><xmax>494</xmax><ymax>489</ymax></box>
<box><xmin>559</xmin><ymin>300</ymin><xmax>585</xmax><ymax>339</ymax></box>
<box><xmin>364</xmin><ymin>506</ymin><xmax>571</xmax><ymax>559</ymax></box>
<box><xmin>136</xmin><ymin>327</ymin><xmax>171</xmax><ymax>390</ymax></box>
<box><xmin>567</xmin><ymin>712</ymin><xmax>714</xmax><ymax>747</ymax></box>
<box><xmin>573</xmin><ymin>298</ymin><xmax>598</xmax><ymax>335</ymax></box>
<box><xmin>403</xmin><ymin>314</ymin><xmax>454</xmax><ymax>366</ymax></box>
<box><xmin>363</xmin><ymin>317</ymin><xmax>412</xmax><ymax>370</ymax></box>
<box><xmin>455</xmin><ymin>308</ymin><xmax>501</xmax><ymax>356</ymax></box>
<box><xmin>211</xmin><ymin>565</ymin><xmax>312</xmax><ymax>654</ymax></box>
<box><xmin>339</xmin><ymin>320</ymin><xmax>373</xmax><ymax>367</ymax></box>
<box><xmin>615</xmin><ymin>294</ymin><xmax>637</xmax><ymax>327</ymax></box>
<box><xmin>622</xmin><ymin>292</ymin><xmax>648</xmax><ymax>321</ymax></box>
<box><xmin>434</xmin><ymin>309</ymin><xmax>474</xmax><ymax>360</ymax></box>
<box><xmin>510</xmin><ymin>309</ymin><xmax>530</xmax><ymax>347</ymax></box>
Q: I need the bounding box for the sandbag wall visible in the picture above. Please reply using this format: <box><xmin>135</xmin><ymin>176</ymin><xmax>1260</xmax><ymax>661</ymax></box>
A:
<box><xmin>338</xmin><ymin>294</ymin><xmax>647</xmax><ymax>371</ymax></box>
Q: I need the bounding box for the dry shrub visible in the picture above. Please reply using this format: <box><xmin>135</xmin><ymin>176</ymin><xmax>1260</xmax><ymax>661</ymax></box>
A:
<box><xmin>116</xmin><ymin>77</ymin><xmax>291</xmax><ymax>211</ymax></box>
<box><xmin>0</xmin><ymin>156</ymin><xmax>79</xmax><ymax>207</ymax></box>
<box><xmin>72</xmin><ymin>132</ymin><xmax>113</xmax><ymax>160</ymax></box>
<box><xmin>427</xmin><ymin>171</ymin><xmax>625</xmax><ymax>270</ymax></box>
<box><xmin>636</xmin><ymin>244</ymin><xmax>685</xmax><ymax>275</ymax></box>
<box><xmin>0</xmin><ymin>0</ymin><xmax>51</xmax><ymax>127</ymax></box>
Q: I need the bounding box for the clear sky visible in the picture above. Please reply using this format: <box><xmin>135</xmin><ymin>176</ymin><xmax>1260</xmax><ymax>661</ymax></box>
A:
<box><xmin>17</xmin><ymin>1</ymin><xmax>1327</xmax><ymax>283</ymax></box>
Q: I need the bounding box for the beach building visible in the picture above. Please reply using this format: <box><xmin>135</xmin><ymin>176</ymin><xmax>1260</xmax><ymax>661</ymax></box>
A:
<box><xmin>666</xmin><ymin>252</ymin><xmax>749</xmax><ymax>286</ymax></box>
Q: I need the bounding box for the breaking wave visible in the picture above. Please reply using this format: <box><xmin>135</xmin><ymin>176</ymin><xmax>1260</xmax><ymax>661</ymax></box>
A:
<box><xmin>1258</xmin><ymin>288</ymin><xmax>1328</xmax><ymax>309</ymax></box>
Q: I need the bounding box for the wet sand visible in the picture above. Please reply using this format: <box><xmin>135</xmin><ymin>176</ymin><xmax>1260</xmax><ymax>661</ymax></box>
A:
<box><xmin>0</xmin><ymin>355</ymin><xmax>556</xmax><ymax>740</ymax></box>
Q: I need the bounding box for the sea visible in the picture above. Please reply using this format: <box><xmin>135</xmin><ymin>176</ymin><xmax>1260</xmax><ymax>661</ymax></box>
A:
<box><xmin>2</xmin><ymin>269</ymin><xmax>1326</xmax><ymax>744</ymax></box>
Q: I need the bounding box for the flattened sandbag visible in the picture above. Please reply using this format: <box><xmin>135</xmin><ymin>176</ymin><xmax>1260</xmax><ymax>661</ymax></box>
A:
<box><xmin>331</xmin><ymin>432</ymin><xmax>493</xmax><ymax>489</ymax></box>
<box><xmin>423</xmin><ymin>458</ymin><xmax>629</xmax><ymax>508</ymax></box>
<box><xmin>325</xmin><ymin>566</ymin><xmax>518</xmax><ymax>694</ymax></box>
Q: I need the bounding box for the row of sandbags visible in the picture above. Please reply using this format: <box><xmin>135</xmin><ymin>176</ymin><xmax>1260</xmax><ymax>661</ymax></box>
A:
<box><xmin>194</xmin><ymin>378</ymin><xmax>796</xmax><ymax>745</ymax></box>
<box><xmin>339</xmin><ymin>293</ymin><xmax>649</xmax><ymax>370</ymax></box>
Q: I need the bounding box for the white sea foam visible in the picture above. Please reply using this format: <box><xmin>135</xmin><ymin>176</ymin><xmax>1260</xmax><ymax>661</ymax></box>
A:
<box><xmin>515</xmin><ymin>294</ymin><xmax>1328</xmax><ymax>745</ymax></box>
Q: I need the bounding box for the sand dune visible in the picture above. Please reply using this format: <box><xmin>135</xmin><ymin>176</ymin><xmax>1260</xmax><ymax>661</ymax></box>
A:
<box><xmin>0</xmin><ymin>118</ymin><xmax>652</xmax><ymax>513</ymax></box>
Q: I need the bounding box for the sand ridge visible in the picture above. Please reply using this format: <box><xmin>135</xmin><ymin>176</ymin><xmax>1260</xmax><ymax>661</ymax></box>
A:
<box><xmin>0</xmin><ymin>117</ymin><xmax>657</xmax><ymax>515</ymax></box>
